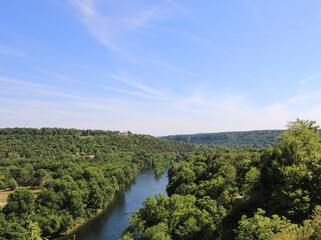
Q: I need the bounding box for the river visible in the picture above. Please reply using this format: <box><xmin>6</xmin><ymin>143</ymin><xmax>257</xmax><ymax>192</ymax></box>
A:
<box><xmin>60</xmin><ymin>168</ymin><xmax>169</xmax><ymax>240</ymax></box>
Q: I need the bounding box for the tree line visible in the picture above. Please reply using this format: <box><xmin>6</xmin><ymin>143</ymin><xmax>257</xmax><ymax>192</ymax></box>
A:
<box><xmin>123</xmin><ymin>119</ymin><xmax>321</xmax><ymax>239</ymax></box>
<box><xmin>0</xmin><ymin>128</ymin><xmax>204</xmax><ymax>239</ymax></box>
<box><xmin>162</xmin><ymin>130</ymin><xmax>287</xmax><ymax>148</ymax></box>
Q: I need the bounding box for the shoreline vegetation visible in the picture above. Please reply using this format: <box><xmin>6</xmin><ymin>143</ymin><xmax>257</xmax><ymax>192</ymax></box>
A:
<box><xmin>57</xmin><ymin>209</ymin><xmax>103</xmax><ymax>239</ymax></box>
<box><xmin>122</xmin><ymin>120</ymin><xmax>321</xmax><ymax>240</ymax></box>
<box><xmin>0</xmin><ymin>128</ymin><xmax>202</xmax><ymax>239</ymax></box>
<box><xmin>57</xmin><ymin>166</ymin><xmax>167</xmax><ymax>239</ymax></box>
<box><xmin>3</xmin><ymin>120</ymin><xmax>321</xmax><ymax>239</ymax></box>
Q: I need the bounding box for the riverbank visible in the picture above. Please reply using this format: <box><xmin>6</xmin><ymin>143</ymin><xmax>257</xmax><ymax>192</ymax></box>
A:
<box><xmin>57</xmin><ymin>167</ymin><xmax>167</xmax><ymax>240</ymax></box>
<box><xmin>58</xmin><ymin>167</ymin><xmax>169</xmax><ymax>240</ymax></box>
<box><xmin>55</xmin><ymin>184</ymin><xmax>124</xmax><ymax>240</ymax></box>
<box><xmin>56</xmin><ymin>209</ymin><xmax>104</xmax><ymax>239</ymax></box>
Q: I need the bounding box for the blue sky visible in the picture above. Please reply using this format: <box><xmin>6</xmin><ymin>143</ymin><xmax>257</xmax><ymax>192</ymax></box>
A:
<box><xmin>1</xmin><ymin>0</ymin><xmax>321</xmax><ymax>136</ymax></box>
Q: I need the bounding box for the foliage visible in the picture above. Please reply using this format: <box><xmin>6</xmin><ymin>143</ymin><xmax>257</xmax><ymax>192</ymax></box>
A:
<box><xmin>125</xmin><ymin>119</ymin><xmax>321</xmax><ymax>239</ymax></box>
<box><xmin>121</xmin><ymin>193</ymin><xmax>226</xmax><ymax>240</ymax></box>
<box><xmin>235</xmin><ymin>208</ymin><xmax>298</xmax><ymax>240</ymax></box>
<box><xmin>260</xmin><ymin>119</ymin><xmax>321</xmax><ymax>221</ymax></box>
<box><xmin>0</xmin><ymin>127</ymin><xmax>200</xmax><ymax>239</ymax></box>
<box><xmin>162</xmin><ymin>130</ymin><xmax>286</xmax><ymax>148</ymax></box>
<box><xmin>3</xmin><ymin>120</ymin><xmax>321</xmax><ymax>239</ymax></box>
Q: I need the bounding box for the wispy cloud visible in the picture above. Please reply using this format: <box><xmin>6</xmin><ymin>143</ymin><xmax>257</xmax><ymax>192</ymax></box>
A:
<box><xmin>69</xmin><ymin>0</ymin><xmax>168</xmax><ymax>54</ymax></box>
<box><xmin>126</xmin><ymin>9</ymin><xmax>161</xmax><ymax>29</ymax></box>
<box><xmin>0</xmin><ymin>108</ymin><xmax>19</xmax><ymax>114</ymax></box>
<box><xmin>0</xmin><ymin>43</ymin><xmax>31</xmax><ymax>60</ymax></box>
<box><xmin>283</xmin><ymin>90</ymin><xmax>321</xmax><ymax>109</ymax></box>
<box><xmin>38</xmin><ymin>71</ymin><xmax>171</xmax><ymax>101</ymax></box>
<box><xmin>69</xmin><ymin>0</ymin><xmax>197</xmax><ymax>75</ymax></box>
<box><xmin>266</xmin><ymin>89</ymin><xmax>321</xmax><ymax>123</ymax></box>
<box><xmin>110</xmin><ymin>73</ymin><xmax>170</xmax><ymax>100</ymax></box>
<box><xmin>300</xmin><ymin>74</ymin><xmax>319</xmax><ymax>86</ymax></box>
<box><xmin>183</xmin><ymin>34</ymin><xmax>224</xmax><ymax>53</ymax></box>
<box><xmin>139</xmin><ymin>55</ymin><xmax>199</xmax><ymax>76</ymax></box>
<box><xmin>39</xmin><ymin>71</ymin><xmax>91</xmax><ymax>86</ymax></box>
<box><xmin>0</xmin><ymin>75</ymin><xmax>83</xmax><ymax>100</ymax></box>
<box><xmin>230</xmin><ymin>29</ymin><xmax>321</xmax><ymax>37</ymax></box>
<box><xmin>164</xmin><ymin>28</ymin><xmax>224</xmax><ymax>54</ymax></box>
<box><xmin>3</xmin><ymin>72</ymin><xmax>321</xmax><ymax>135</ymax></box>
<box><xmin>70</xmin><ymin>0</ymin><xmax>127</xmax><ymax>54</ymax></box>
<box><xmin>262</xmin><ymin>80</ymin><xmax>275</xmax><ymax>91</ymax></box>
<box><xmin>0</xmin><ymin>76</ymin><xmax>41</xmax><ymax>87</ymax></box>
<box><xmin>167</xmin><ymin>0</ymin><xmax>194</xmax><ymax>19</ymax></box>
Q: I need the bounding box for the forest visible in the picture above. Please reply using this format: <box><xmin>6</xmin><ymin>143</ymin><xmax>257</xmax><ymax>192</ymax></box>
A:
<box><xmin>0</xmin><ymin>128</ymin><xmax>203</xmax><ymax>239</ymax></box>
<box><xmin>162</xmin><ymin>130</ymin><xmax>286</xmax><ymax>148</ymax></box>
<box><xmin>2</xmin><ymin>119</ymin><xmax>321</xmax><ymax>240</ymax></box>
<box><xmin>122</xmin><ymin>119</ymin><xmax>321</xmax><ymax>239</ymax></box>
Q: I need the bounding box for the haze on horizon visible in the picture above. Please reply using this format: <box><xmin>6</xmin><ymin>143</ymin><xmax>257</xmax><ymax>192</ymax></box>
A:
<box><xmin>1</xmin><ymin>0</ymin><xmax>321</xmax><ymax>136</ymax></box>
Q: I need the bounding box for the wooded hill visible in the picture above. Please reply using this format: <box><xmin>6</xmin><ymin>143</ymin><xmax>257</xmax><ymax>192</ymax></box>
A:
<box><xmin>0</xmin><ymin>128</ymin><xmax>205</xmax><ymax>239</ymax></box>
<box><xmin>163</xmin><ymin>129</ymin><xmax>321</xmax><ymax>148</ymax></box>
<box><xmin>162</xmin><ymin>130</ymin><xmax>286</xmax><ymax>148</ymax></box>
<box><xmin>123</xmin><ymin>120</ymin><xmax>321</xmax><ymax>240</ymax></box>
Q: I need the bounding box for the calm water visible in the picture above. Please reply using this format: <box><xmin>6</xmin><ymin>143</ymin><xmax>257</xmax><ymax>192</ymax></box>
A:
<box><xmin>60</xmin><ymin>168</ymin><xmax>168</xmax><ymax>240</ymax></box>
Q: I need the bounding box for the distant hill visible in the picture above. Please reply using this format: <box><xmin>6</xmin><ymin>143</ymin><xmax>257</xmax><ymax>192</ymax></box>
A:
<box><xmin>162</xmin><ymin>130</ymin><xmax>286</xmax><ymax>148</ymax></box>
<box><xmin>163</xmin><ymin>129</ymin><xmax>321</xmax><ymax>148</ymax></box>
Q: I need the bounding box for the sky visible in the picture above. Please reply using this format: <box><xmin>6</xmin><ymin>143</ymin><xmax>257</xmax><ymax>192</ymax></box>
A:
<box><xmin>1</xmin><ymin>0</ymin><xmax>321</xmax><ymax>136</ymax></box>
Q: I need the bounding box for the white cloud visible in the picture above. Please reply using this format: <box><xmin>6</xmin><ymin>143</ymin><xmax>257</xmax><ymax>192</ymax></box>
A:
<box><xmin>126</xmin><ymin>9</ymin><xmax>161</xmax><ymax>29</ymax></box>
<box><xmin>262</xmin><ymin>80</ymin><xmax>275</xmax><ymax>91</ymax></box>
<box><xmin>70</xmin><ymin>0</ymin><xmax>126</xmax><ymax>54</ymax></box>
<box><xmin>110</xmin><ymin>73</ymin><xmax>170</xmax><ymax>100</ymax></box>
<box><xmin>0</xmin><ymin>76</ymin><xmax>41</xmax><ymax>87</ymax></box>
<box><xmin>0</xmin><ymin>44</ymin><xmax>31</xmax><ymax>60</ymax></box>
<box><xmin>300</xmin><ymin>74</ymin><xmax>319</xmax><ymax>86</ymax></box>
<box><xmin>271</xmin><ymin>90</ymin><xmax>321</xmax><ymax>110</ymax></box>
<box><xmin>69</xmin><ymin>0</ymin><xmax>198</xmax><ymax>75</ymax></box>
<box><xmin>3</xmin><ymin>71</ymin><xmax>321</xmax><ymax>135</ymax></box>
<box><xmin>165</xmin><ymin>29</ymin><xmax>224</xmax><ymax>54</ymax></box>
<box><xmin>167</xmin><ymin>0</ymin><xmax>194</xmax><ymax>19</ymax></box>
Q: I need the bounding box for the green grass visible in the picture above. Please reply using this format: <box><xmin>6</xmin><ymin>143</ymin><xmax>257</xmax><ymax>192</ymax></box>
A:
<box><xmin>0</xmin><ymin>189</ymin><xmax>12</xmax><ymax>205</ymax></box>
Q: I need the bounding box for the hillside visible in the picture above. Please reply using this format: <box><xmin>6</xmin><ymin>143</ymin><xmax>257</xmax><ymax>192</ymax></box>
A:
<box><xmin>123</xmin><ymin>120</ymin><xmax>321</xmax><ymax>240</ymax></box>
<box><xmin>162</xmin><ymin>130</ymin><xmax>286</xmax><ymax>148</ymax></box>
<box><xmin>0</xmin><ymin>128</ymin><xmax>202</xmax><ymax>158</ymax></box>
<box><xmin>0</xmin><ymin>128</ymin><xmax>205</xmax><ymax>239</ymax></box>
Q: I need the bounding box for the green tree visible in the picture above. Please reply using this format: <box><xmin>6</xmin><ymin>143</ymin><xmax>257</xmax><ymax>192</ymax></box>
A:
<box><xmin>260</xmin><ymin>119</ymin><xmax>321</xmax><ymax>221</ymax></box>
<box><xmin>242</xmin><ymin>167</ymin><xmax>260</xmax><ymax>195</ymax></box>
<box><xmin>0</xmin><ymin>212</ymin><xmax>29</xmax><ymax>240</ymax></box>
<box><xmin>33</xmin><ymin>169</ymin><xmax>52</xmax><ymax>187</ymax></box>
<box><xmin>7</xmin><ymin>179</ymin><xmax>18</xmax><ymax>190</ymax></box>
<box><xmin>142</xmin><ymin>222</ymin><xmax>171</xmax><ymax>240</ymax></box>
<box><xmin>27</xmin><ymin>217</ymin><xmax>43</xmax><ymax>240</ymax></box>
<box><xmin>0</xmin><ymin>175</ymin><xmax>5</xmax><ymax>189</ymax></box>
<box><xmin>3</xmin><ymin>188</ymin><xmax>36</xmax><ymax>216</ymax></box>
<box><xmin>235</xmin><ymin>208</ymin><xmax>297</xmax><ymax>240</ymax></box>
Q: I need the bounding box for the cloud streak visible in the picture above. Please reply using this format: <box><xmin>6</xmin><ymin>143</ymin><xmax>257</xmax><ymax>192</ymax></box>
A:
<box><xmin>126</xmin><ymin>9</ymin><xmax>161</xmax><ymax>29</ymax></box>
<box><xmin>0</xmin><ymin>43</ymin><xmax>31</xmax><ymax>60</ymax></box>
<box><xmin>110</xmin><ymin>73</ymin><xmax>170</xmax><ymax>100</ymax></box>
<box><xmin>0</xmin><ymin>76</ymin><xmax>42</xmax><ymax>87</ymax></box>
<box><xmin>70</xmin><ymin>0</ymin><xmax>127</xmax><ymax>55</ymax></box>
<box><xmin>2</xmin><ymin>72</ymin><xmax>321</xmax><ymax>135</ymax></box>
<box><xmin>69</xmin><ymin>0</ymin><xmax>198</xmax><ymax>75</ymax></box>
<box><xmin>300</xmin><ymin>74</ymin><xmax>319</xmax><ymax>86</ymax></box>
<box><xmin>167</xmin><ymin>0</ymin><xmax>194</xmax><ymax>19</ymax></box>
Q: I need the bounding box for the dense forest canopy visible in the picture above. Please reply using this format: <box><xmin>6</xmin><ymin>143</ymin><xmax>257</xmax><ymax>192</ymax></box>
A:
<box><xmin>162</xmin><ymin>130</ymin><xmax>288</xmax><ymax>148</ymax></box>
<box><xmin>123</xmin><ymin>119</ymin><xmax>321</xmax><ymax>240</ymax></box>
<box><xmin>2</xmin><ymin>120</ymin><xmax>321</xmax><ymax>240</ymax></box>
<box><xmin>0</xmin><ymin>128</ymin><xmax>204</xmax><ymax>239</ymax></box>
